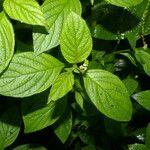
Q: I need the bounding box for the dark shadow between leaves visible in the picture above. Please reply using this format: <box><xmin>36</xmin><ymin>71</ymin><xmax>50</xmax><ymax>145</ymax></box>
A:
<box><xmin>93</xmin><ymin>4</ymin><xmax>140</xmax><ymax>34</ymax></box>
<box><xmin>0</xmin><ymin>106</ymin><xmax>21</xmax><ymax>127</ymax></box>
<box><xmin>50</xmin><ymin>97</ymin><xmax>68</xmax><ymax>120</ymax></box>
<box><xmin>0</xmin><ymin>0</ymin><xmax>4</xmax><ymax>12</ymax></box>
<box><xmin>33</xmin><ymin>25</ymin><xmax>48</xmax><ymax>34</ymax></box>
<box><xmin>21</xmin><ymin>89</ymin><xmax>67</xmax><ymax>124</ymax></box>
<box><xmin>21</xmin><ymin>89</ymin><xmax>50</xmax><ymax>116</ymax></box>
<box><xmin>24</xmin><ymin>143</ymin><xmax>46</xmax><ymax>149</ymax></box>
<box><xmin>52</xmin><ymin>106</ymin><xmax>70</xmax><ymax>130</ymax></box>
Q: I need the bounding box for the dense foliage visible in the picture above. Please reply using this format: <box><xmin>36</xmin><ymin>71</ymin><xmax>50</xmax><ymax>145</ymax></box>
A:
<box><xmin>0</xmin><ymin>0</ymin><xmax>150</xmax><ymax>149</ymax></box>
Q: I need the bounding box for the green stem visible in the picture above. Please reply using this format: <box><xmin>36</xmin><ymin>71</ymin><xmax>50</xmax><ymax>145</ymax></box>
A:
<box><xmin>112</xmin><ymin>49</ymin><xmax>130</xmax><ymax>54</ymax></box>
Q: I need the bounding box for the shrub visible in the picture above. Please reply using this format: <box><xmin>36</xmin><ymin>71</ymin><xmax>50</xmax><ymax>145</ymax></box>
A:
<box><xmin>0</xmin><ymin>0</ymin><xmax>150</xmax><ymax>149</ymax></box>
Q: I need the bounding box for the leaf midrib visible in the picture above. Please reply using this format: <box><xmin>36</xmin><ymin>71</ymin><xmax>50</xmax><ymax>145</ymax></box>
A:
<box><xmin>87</xmin><ymin>74</ymin><xmax>127</xmax><ymax>98</ymax></box>
<box><xmin>44</xmin><ymin>0</ymin><xmax>70</xmax><ymax>29</ymax></box>
<box><xmin>9</xmin><ymin>0</ymin><xmax>42</xmax><ymax>17</ymax></box>
<box><xmin>0</xmin><ymin>65</ymin><xmax>63</xmax><ymax>79</ymax></box>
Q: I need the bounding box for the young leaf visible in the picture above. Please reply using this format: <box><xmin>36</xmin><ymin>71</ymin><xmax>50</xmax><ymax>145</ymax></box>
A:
<box><xmin>135</xmin><ymin>49</ymin><xmax>150</xmax><ymax>76</ymax></box>
<box><xmin>0</xmin><ymin>107</ymin><xmax>21</xmax><ymax>149</ymax></box>
<box><xmin>3</xmin><ymin>0</ymin><xmax>46</xmax><ymax>27</ymax></box>
<box><xmin>105</xmin><ymin>0</ymin><xmax>143</xmax><ymax>7</ymax></box>
<box><xmin>60</xmin><ymin>12</ymin><xmax>92</xmax><ymax>63</ymax></box>
<box><xmin>132</xmin><ymin>90</ymin><xmax>150</xmax><ymax>111</ymax></box>
<box><xmin>13</xmin><ymin>144</ymin><xmax>47</xmax><ymax>150</ymax></box>
<box><xmin>54</xmin><ymin>109</ymin><xmax>72</xmax><ymax>143</ymax></box>
<box><xmin>49</xmin><ymin>71</ymin><xmax>74</xmax><ymax>101</ymax></box>
<box><xmin>84</xmin><ymin>69</ymin><xmax>132</xmax><ymax>121</ymax></box>
<box><xmin>33</xmin><ymin>0</ymin><xmax>81</xmax><ymax>54</ymax></box>
<box><xmin>146</xmin><ymin>123</ymin><xmax>150</xmax><ymax>149</ymax></box>
<box><xmin>0</xmin><ymin>12</ymin><xmax>14</xmax><ymax>73</ymax></box>
<box><xmin>0</xmin><ymin>52</ymin><xmax>64</xmax><ymax>97</ymax></box>
<box><xmin>22</xmin><ymin>98</ymin><xmax>67</xmax><ymax>133</ymax></box>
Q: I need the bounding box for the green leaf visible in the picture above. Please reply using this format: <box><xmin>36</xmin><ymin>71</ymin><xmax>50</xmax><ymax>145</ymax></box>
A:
<box><xmin>105</xmin><ymin>0</ymin><xmax>143</xmax><ymax>7</ymax></box>
<box><xmin>135</xmin><ymin>49</ymin><xmax>150</xmax><ymax>76</ymax></box>
<box><xmin>0</xmin><ymin>12</ymin><xmax>14</xmax><ymax>73</ymax></box>
<box><xmin>91</xmin><ymin>3</ymin><xmax>141</xmax><ymax>47</ymax></box>
<box><xmin>54</xmin><ymin>109</ymin><xmax>72</xmax><ymax>143</ymax></box>
<box><xmin>13</xmin><ymin>144</ymin><xmax>47</xmax><ymax>150</ymax></box>
<box><xmin>132</xmin><ymin>90</ymin><xmax>150</xmax><ymax>111</ymax></box>
<box><xmin>22</xmin><ymin>98</ymin><xmax>67</xmax><ymax>133</ymax></box>
<box><xmin>90</xmin><ymin>0</ymin><xmax>94</xmax><ymax>5</ymax></box>
<box><xmin>120</xmin><ymin>53</ymin><xmax>137</xmax><ymax>66</ymax></box>
<box><xmin>82</xmin><ymin>145</ymin><xmax>96</xmax><ymax>150</ymax></box>
<box><xmin>92</xmin><ymin>50</ymin><xmax>105</xmax><ymax>61</ymax></box>
<box><xmin>125</xmin><ymin>0</ymin><xmax>150</xmax><ymax>47</ymax></box>
<box><xmin>125</xmin><ymin>28</ymin><xmax>140</xmax><ymax>49</ymax></box>
<box><xmin>60</xmin><ymin>12</ymin><xmax>92</xmax><ymax>63</ymax></box>
<box><xmin>79</xmin><ymin>132</ymin><xmax>95</xmax><ymax>145</ymax></box>
<box><xmin>146</xmin><ymin>123</ymin><xmax>150</xmax><ymax>149</ymax></box>
<box><xmin>123</xmin><ymin>77</ymin><xmax>138</xmax><ymax>95</ymax></box>
<box><xmin>129</xmin><ymin>0</ymin><xmax>150</xmax><ymax>36</ymax></box>
<box><xmin>0</xmin><ymin>107</ymin><xmax>21</xmax><ymax>149</ymax></box>
<box><xmin>33</xmin><ymin>0</ymin><xmax>81</xmax><ymax>54</ymax></box>
<box><xmin>0</xmin><ymin>52</ymin><xmax>64</xmax><ymax>97</ymax></box>
<box><xmin>88</xmin><ymin>61</ymin><xmax>103</xmax><ymax>70</ymax></box>
<box><xmin>49</xmin><ymin>71</ymin><xmax>74</xmax><ymax>101</ymax></box>
<box><xmin>84</xmin><ymin>69</ymin><xmax>132</xmax><ymax>121</ymax></box>
<box><xmin>93</xmin><ymin>24</ymin><xmax>118</xmax><ymax>40</ymax></box>
<box><xmin>75</xmin><ymin>91</ymin><xmax>84</xmax><ymax>109</ymax></box>
<box><xmin>128</xmin><ymin>144</ymin><xmax>146</xmax><ymax>150</ymax></box>
<box><xmin>3</xmin><ymin>0</ymin><xmax>46</xmax><ymax>27</ymax></box>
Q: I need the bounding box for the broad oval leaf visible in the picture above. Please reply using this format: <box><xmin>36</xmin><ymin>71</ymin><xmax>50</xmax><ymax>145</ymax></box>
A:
<box><xmin>33</xmin><ymin>0</ymin><xmax>81</xmax><ymax>54</ymax></box>
<box><xmin>0</xmin><ymin>107</ymin><xmax>21</xmax><ymax>149</ymax></box>
<box><xmin>3</xmin><ymin>0</ymin><xmax>46</xmax><ymax>27</ymax></box>
<box><xmin>54</xmin><ymin>109</ymin><xmax>72</xmax><ymax>143</ymax></box>
<box><xmin>0</xmin><ymin>52</ymin><xmax>64</xmax><ymax>97</ymax></box>
<box><xmin>0</xmin><ymin>12</ymin><xmax>14</xmax><ymax>73</ymax></box>
<box><xmin>105</xmin><ymin>0</ymin><xmax>143</xmax><ymax>7</ymax></box>
<box><xmin>22</xmin><ymin>98</ymin><xmax>67</xmax><ymax>133</ymax></box>
<box><xmin>135</xmin><ymin>49</ymin><xmax>150</xmax><ymax>76</ymax></box>
<box><xmin>13</xmin><ymin>144</ymin><xmax>47</xmax><ymax>150</ymax></box>
<box><xmin>49</xmin><ymin>71</ymin><xmax>74</xmax><ymax>101</ymax></box>
<box><xmin>132</xmin><ymin>90</ymin><xmax>150</xmax><ymax>111</ymax></box>
<box><xmin>84</xmin><ymin>69</ymin><xmax>132</xmax><ymax>121</ymax></box>
<box><xmin>60</xmin><ymin>12</ymin><xmax>92</xmax><ymax>63</ymax></box>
